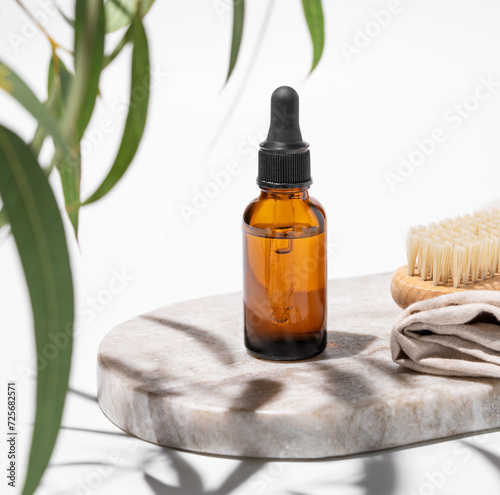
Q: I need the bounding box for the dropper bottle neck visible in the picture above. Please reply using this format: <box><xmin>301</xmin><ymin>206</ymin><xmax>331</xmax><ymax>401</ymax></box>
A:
<box><xmin>259</xmin><ymin>186</ymin><xmax>310</xmax><ymax>200</ymax></box>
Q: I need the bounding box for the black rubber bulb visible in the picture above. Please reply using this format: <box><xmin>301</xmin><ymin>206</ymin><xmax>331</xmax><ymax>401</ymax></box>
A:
<box><xmin>267</xmin><ymin>86</ymin><xmax>302</xmax><ymax>144</ymax></box>
<box><xmin>260</xmin><ymin>86</ymin><xmax>309</xmax><ymax>151</ymax></box>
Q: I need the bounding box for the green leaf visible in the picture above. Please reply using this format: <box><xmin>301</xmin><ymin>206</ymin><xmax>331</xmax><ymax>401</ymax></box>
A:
<box><xmin>301</xmin><ymin>0</ymin><xmax>325</xmax><ymax>73</ymax></box>
<box><xmin>63</xmin><ymin>0</ymin><xmax>105</xmax><ymax>143</ymax></box>
<box><xmin>104</xmin><ymin>0</ymin><xmax>155</xmax><ymax>33</ymax></box>
<box><xmin>29</xmin><ymin>124</ymin><xmax>46</xmax><ymax>159</ymax></box>
<box><xmin>55</xmin><ymin>147</ymin><xmax>81</xmax><ymax>235</ymax></box>
<box><xmin>30</xmin><ymin>56</ymin><xmax>73</xmax><ymax>159</ymax></box>
<box><xmin>0</xmin><ymin>207</ymin><xmax>8</xmax><ymax>229</ymax></box>
<box><xmin>48</xmin><ymin>55</ymin><xmax>72</xmax><ymax>121</ymax></box>
<box><xmin>102</xmin><ymin>24</ymin><xmax>132</xmax><ymax>69</ymax></box>
<box><xmin>60</xmin><ymin>0</ymin><xmax>104</xmax><ymax>236</ymax></box>
<box><xmin>84</xmin><ymin>15</ymin><xmax>150</xmax><ymax>205</ymax></box>
<box><xmin>0</xmin><ymin>62</ymin><xmax>66</xmax><ymax>151</ymax></box>
<box><xmin>47</xmin><ymin>56</ymin><xmax>81</xmax><ymax>234</ymax></box>
<box><xmin>0</xmin><ymin>125</ymin><xmax>74</xmax><ymax>495</ymax></box>
<box><xmin>226</xmin><ymin>0</ymin><xmax>244</xmax><ymax>82</ymax></box>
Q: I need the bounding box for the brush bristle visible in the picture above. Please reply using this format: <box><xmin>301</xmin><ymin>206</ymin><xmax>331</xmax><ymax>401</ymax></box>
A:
<box><xmin>405</xmin><ymin>208</ymin><xmax>500</xmax><ymax>288</ymax></box>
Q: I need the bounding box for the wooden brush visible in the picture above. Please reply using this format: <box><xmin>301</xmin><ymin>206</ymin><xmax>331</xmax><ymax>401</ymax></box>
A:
<box><xmin>391</xmin><ymin>209</ymin><xmax>500</xmax><ymax>309</ymax></box>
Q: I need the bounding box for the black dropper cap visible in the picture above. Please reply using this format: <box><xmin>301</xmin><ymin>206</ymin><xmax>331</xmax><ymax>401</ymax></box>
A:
<box><xmin>257</xmin><ymin>86</ymin><xmax>312</xmax><ymax>189</ymax></box>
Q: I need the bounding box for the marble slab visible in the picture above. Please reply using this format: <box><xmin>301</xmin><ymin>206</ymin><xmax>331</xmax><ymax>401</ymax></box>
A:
<box><xmin>97</xmin><ymin>273</ymin><xmax>500</xmax><ymax>459</ymax></box>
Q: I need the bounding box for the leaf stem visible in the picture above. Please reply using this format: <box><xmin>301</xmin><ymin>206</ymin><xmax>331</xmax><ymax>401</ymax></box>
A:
<box><xmin>13</xmin><ymin>0</ymin><xmax>71</xmax><ymax>55</ymax></box>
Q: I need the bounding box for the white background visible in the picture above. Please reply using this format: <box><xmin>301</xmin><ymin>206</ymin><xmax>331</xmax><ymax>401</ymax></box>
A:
<box><xmin>2</xmin><ymin>0</ymin><xmax>500</xmax><ymax>494</ymax></box>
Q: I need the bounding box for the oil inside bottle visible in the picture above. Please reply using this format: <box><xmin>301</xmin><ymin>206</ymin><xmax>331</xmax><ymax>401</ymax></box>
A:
<box><xmin>243</xmin><ymin>222</ymin><xmax>327</xmax><ymax>360</ymax></box>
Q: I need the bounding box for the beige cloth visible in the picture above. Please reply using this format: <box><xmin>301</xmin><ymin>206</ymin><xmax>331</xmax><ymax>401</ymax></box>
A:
<box><xmin>391</xmin><ymin>291</ymin><xmax>500</xmax><ymax>378</ymax></box>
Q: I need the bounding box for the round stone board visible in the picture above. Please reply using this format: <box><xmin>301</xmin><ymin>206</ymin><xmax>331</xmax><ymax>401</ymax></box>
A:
<box><xmin>97</xmin><ymin>273</ymin><xmax>500</xmax><ymax>459</ymax></box>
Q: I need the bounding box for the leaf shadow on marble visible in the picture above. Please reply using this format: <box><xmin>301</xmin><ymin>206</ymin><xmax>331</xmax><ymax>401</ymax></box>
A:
<box><xmin>230</xmin><ymin>377</ymin><xmax>284</xmax><ymax>412</ymax></box>
<box><xmin>145</xmin><ymin>375</ymin><xmax>284</xmax><ymax>457</ymax></box>
<box><xmin>313</xmin><ymin>361</ymin><xmax>377</xmax><ymax>402</ymax></box>
<box><xmin>100</xmin><ymin>354</ymin><xmax>184</xmax><ymax>397</ymax></box>
<box><xmin>141</xmin><ymin>315</ymin><xmax>236</xmax><ymax>366</ymax></box>
<box><xmin>362</xmin><ymin>356</ymin><xmax>418</xmax><ymax>388</ymax></box>
<box><xmin>221</xmin><ymin>377</ymin><xmax>285</xmax><ymax>457</ymax></box>
<box><xmin>311</xmin><ymin>331</ymin><xmax>377</xmax><ymax>361</ymax></box>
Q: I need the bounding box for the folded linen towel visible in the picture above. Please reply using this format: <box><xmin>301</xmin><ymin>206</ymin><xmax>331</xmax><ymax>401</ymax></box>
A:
<box><xmin>391</xmin><ymin>291</ymin><xmax>500</xmax><ymax>378</ymax></box>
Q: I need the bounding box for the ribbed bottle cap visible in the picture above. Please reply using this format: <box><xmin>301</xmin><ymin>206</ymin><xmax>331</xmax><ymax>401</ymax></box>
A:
<box><xmin>257</xmin><ymin>86</ymin><xmax>312</xmax><ymax>189</ymax></box>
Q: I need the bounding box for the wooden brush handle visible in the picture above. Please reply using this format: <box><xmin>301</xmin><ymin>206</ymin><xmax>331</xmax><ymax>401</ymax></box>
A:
<box><xmin>390</xmin><ymin>265</ymin><xmax>500</xmax><ymax>309</ymax></box>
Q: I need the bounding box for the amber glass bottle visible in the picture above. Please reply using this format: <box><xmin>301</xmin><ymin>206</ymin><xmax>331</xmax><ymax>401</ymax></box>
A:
<box><xmin>243</xmin><ymin>87</ymin><xmax>327</xmax><ymax>360</ymax></box>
